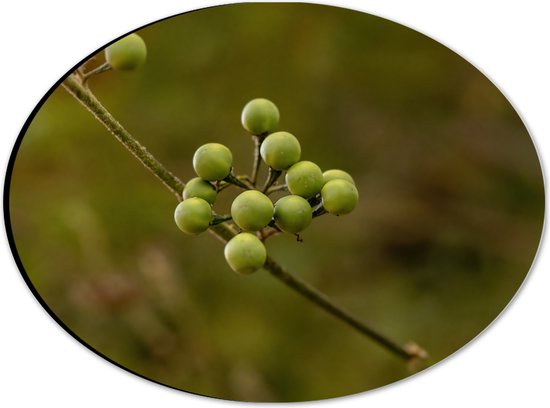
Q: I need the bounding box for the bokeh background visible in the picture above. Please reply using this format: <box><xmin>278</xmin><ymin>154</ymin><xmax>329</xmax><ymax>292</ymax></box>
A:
<box><xmin>7</xmin><ymin>3</ymin><xmax>544</xmax><ymax>402</ymax></box>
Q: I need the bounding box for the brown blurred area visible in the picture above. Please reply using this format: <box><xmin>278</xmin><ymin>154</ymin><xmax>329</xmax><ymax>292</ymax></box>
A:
<box><xmin>7</xmin><ymin>3</ymin><xmax>544</xmax><ymax>402</ymax></box>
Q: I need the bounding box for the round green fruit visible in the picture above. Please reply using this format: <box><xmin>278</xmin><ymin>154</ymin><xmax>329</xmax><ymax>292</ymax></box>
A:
<box><xmin>285</xmin><ymin>161</ymin><xmax>324</xmax><ymax>199</ymax></box>
<box><xmin>322</xmin><ymin>169</ymin><xmax>355</xmax><ymax>185</ymax></box>
<box><xmin>231</xmin><ymin>190</ymin><xmax>273</xmax><ymax>231</ymax></box>
<box><xmin>192</xmin><ymin>143</ymin><xmax>233</xmax><ymax>181</ymax></box>
<box><xmin>182</xmin><ymin>177</ymin><xmax>217</xmax><ymax>204</ymax></box>
<box><xmin>174</xmin><ymin>197</ymin><xmax>212</xmax><ymax>234</ymax></box>
<box><xmin>241</xmin><ymin>98</ymin><xmax>280</xmax><ymax>135</ymax></box>
<box><xmin>321</xmin><ymin>179</ymin><xmax>359</xmax><ymax>215</ymax></box>
<box><xmin>273</xmin><ymin>195</ymin><xmax>312</xmax><ymax>233</ymax></box>
<box><xmin>105</xmin><ymin>33</ymin><xmax>147</xmax><ymax>71</ymax></box>
<box><xmin>224</xmin><ymin>232</ymin><xmax>267</xmax><ymax>274</ymax></box>
<box><xmin>260</xmin><ymin>131</ymin><xmax>301</xmax><ymax>170</ymax></box>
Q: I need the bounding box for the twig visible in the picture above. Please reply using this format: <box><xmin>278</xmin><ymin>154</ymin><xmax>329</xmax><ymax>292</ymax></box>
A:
<box><xmin>264</xmin><ymin>257</ymin><xmax>427</xmax><ymax>361</ymax></box>
<box><xmin>251</xmin><ymin>135</ymin><xmax>262</xmax><ymax>187</ymax></box>
<box><xmin>259</xmin><ymin>224</ymin><xmax>282</xmax><ymax>241</ymax></box>
<box><xmin>266</xmin><ymin>183</ymin><xmax>287</xmax><ymax>195</ymax></box>
<box><xmin>224</xmin><ymin>173</ymin><xmax>252</xmax><ymax>189</ymax></box>
<box><xmin>61</xmin><ymin>72</ymin><xmax>427</xmax><ymax>362</ymax></box>
<box><xmin>262</xmin><ymin>167</ymin><xmax>282</xmax><ymax>193</ymax></box>
<box><xmin>312</xmin><ymin>204</ymin><xmax>327</xmax><ymax>218</ymax></box>
<box><xmin>210</xmin><ymin>214</ymin><xmax>232</xmax><ymax>225</ymax></box>
<box><xmin>62</xmin><ymin>74</ymin><xmax>184</xmax><ymax>200</ymax></box>
<box><xmin>82</xmin><ymin>62</ymin><xmax>111</xmax><ymax>85</ymax></box>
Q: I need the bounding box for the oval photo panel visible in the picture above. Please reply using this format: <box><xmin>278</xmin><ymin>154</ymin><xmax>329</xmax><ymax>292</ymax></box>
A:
<box><xmin>5</xmin><ymin>3</ymin><xmax>544</xmax><ymax>403</ymax></box>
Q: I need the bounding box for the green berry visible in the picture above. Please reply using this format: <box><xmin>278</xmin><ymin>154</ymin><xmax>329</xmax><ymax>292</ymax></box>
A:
<box><xmin>260</xmin><ymin>131</ymin><xmax>301</xmax><ymax>170</ymax></box>
<box><xmin>321</xmin><ymin>179</ymin><xmax>359</xmax><ymax>215</ymax></box>
<box><xmin>273</xmin><ymin>195</ymin><xmax>312</xmax><ymax>233</ymax></box>
<box><xmin>182</xmin><ymin>177</ymin><xmax>217</xmax><ymax>204</ymax></box>
<box><xmin>231</xmin><ymin>190</ymin><xmax>273</xmax><ymax>231</ymax></box>
<box><xmin>224</xmin><ymin>232</ymin><xmax>267</xmax><ymax>274</ymax></box>
<box><xmin>192</xmin><ymin>143</ymin><xmax>233</xmax><ymax>181</ymax></box>
<box><xmin>322</xmin><ymin>169</ymin><xmax>355</xmax><ymax>186</ymax></box>
<box><xmin>285</xmin><ymin>161</ymin><xmax>324</xmax><ymax>199</ymax></box>
<box><xmin>174</xmin><ymin>197</ymin><xmax>212</xmax><ymax>234</ymax></box>
<box><xmin>241</xmin><ymin>98</ymin><xmax>280</xmax><ymax>135</ymax></box>
<box><xmin>105</xmin><ymin>33</ymin><xmax>147</xmax><ymax>71</ymax></box>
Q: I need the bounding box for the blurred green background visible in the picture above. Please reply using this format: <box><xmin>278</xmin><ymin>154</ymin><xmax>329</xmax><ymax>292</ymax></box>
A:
<box><xmin>8</xmin><ymin>3</ymin><xmax>544</xmax><ymax>402</ymax></box>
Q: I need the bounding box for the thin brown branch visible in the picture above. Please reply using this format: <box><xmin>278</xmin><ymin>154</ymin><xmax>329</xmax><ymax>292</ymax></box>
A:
<box><xmin>251</xmin><ymin>135</ymin><xmax>262</xmax><ymax>186</ymax></box>
<box><xmin>62</xmin><ymin>74</ymin><xmax>184</xmax><ymax>200</ymax></box>
<box><xmin>61</xmin><ymin>73</ymin><xmax>427</xmax><ymax>362</ymax></box>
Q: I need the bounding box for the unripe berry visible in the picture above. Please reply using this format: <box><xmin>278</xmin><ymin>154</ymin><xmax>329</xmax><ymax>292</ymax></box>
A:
<box><xmin>322</xmin><ymin>169</ymin><xmax>355</xmax><ymax>186</ymax></box>
<box><xmin>241</xmin><ymin>98</ymin><xmax>280</xmax><ymax>135</ymax></box>
<box><xmin>285</xmin><ymin>161</ymin><xmax>324</xmax><ymax>199</ymax></box>
<box><xmin>105</xmin><ymin>33</ymin><xmax>147</xmax><ymax>71</ymax></box>
<box><xmin>174</xmin><ymin>197</ymin><xmax>212</xmax><ymax>234</ymax></box>
<box><xmin>321</xmin><ymin>179</ymin><xmax>359</xmax><ymax>215</ymax></box>
<box><xmin>224</xmin><ymin>232</ymin><xmax>267</xmax><ymax>274</ymax></box>
<box><xmin>183</xmin><ymin>177</ymin><xmax>217</xmax><ymax>204</ymax></box>
<box><xmin>260</xmin><ymin>131</ymin><xmax>301</xmax><ymax>170</ymax></box>
<box><xmin>231</xmin><ymin>190</ymin><xmax>273</xmax><ymax>231</ymax></box>
<box><xmin>192</xmin><ymin>143</ymin><xmax>233</xmax><ymax>181</ymax></box>
<box><xmin>273</xmin><ymin>195</ymin><xmax>312</xmax><ymax>233</ymax></box>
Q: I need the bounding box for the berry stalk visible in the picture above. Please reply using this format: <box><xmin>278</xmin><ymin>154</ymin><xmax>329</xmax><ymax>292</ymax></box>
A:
<box><xmin>250</xmin><ymin>135</ymin><xmax>262</xmax><ymax>186</ymax></box>
<box><xmin>261</xmin><ymin>168</ymin><xmax>282</xmax><ymax>193</ymax></box>
<box><xmin>82</xmin><ymin>62</ymin><xmax>111</xmax><ymax>86</ymax></box>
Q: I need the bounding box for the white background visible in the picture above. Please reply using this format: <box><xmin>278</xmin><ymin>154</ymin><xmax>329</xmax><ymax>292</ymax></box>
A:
<box><xmin>0</xmin><ymin>1</ymin><xmax>548</xmax><ymax>407</ymax></box>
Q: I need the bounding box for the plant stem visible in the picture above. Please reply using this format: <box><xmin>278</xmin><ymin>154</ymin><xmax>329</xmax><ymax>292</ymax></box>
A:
<box><xmin>264</xmin><ymin>257</ymin><xmax>426</xmax><ymax>361</ymax></box>
<box><xmin>224</xmin><ymin>173</ymin><xmax>252</xmax><ymax>189</ymax></box>
<box><xmin>266</xmin><ymin>183</ymin><xmax>287</xmax><ymax>195</ymax></box>
<box><xmin>210</xmin><ymin>214</ymin><xmax>232</xmax><ymax>225</ymax></box>
<box><xmin>262</xmin><ymin>167</ymin><xmax>282</xmax><ymax>193</ymax></box>
<box><xmin>216</xmin><ymin>181</ymin><xmax>232</xmax><ymax>192</ymax></box>
<box><xmin>62</xmin><ymin>74</ymin><xmax>184</xmax><ymax>200</ymax></box>
<box><xmin>61</xmin><ymin>72</ymin><xmax>426</xmax><ymax>362</ymax></box>
<box><xmin>251</xmin><ymin>135</ymin><xmax>261</xmax><ymax>187</ymax></box>
<box><xmin>308</xmin><ymin>194</ymin><xmax>322</xmax><ymax>207</ymax></box>
<box><xmin>312</xmin><ymin>205</ymin><xmax>327</xmax><ymax>218</ymax></box>
<box><xmin>82</xmin><ymin>62</ymin><xmax>111</xmax><ymax>85</ymax></box>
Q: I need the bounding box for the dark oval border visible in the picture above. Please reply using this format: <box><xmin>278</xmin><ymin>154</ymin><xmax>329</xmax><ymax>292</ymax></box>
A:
<box><xmin>2</xmin><ymin>2</ymin><xmax>546</xmax><ymax>403</ymax></box>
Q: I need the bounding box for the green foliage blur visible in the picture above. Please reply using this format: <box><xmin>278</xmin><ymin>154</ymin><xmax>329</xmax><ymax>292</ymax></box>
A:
<box><xmin>8</xmin><ymin>3</ymin><xmax>544</xmax><ymax>402</ymax></box>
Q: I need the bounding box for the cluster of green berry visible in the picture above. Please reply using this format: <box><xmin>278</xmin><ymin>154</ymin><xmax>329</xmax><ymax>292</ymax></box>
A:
<box><xmin>174</xmin><ymin>98</ymin><xmax>359</xmax><ymax>274</ymax></box>
<box><xmin>71</xmin><ymin>33</ymin><xmax>427</xmax><ymax>363</ymax></box>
